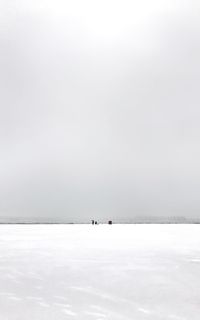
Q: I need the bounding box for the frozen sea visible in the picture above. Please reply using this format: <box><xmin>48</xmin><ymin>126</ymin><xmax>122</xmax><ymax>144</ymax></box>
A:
<box><xmin>0</xmin><ymin>224</ymin><xmax>200</xmax><ymax>320</ymax></box>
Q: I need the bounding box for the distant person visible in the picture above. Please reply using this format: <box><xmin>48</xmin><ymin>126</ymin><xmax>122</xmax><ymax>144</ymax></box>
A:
<box><xmin>108</xmin><ymin>220</ymin><xmax>112</xmax><ymax>225</ymax></box>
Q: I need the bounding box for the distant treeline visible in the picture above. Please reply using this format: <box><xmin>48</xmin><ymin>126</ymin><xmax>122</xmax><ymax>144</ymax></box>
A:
<box><xmin>0</xmin><ymin>216</ymin><xmax>200</xmax><ymax>224</ymax></box>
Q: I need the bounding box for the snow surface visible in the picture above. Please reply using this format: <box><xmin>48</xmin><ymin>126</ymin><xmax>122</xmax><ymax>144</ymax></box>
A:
<box><xmin>0</xmin><ymin>224</ymin><xmax>200</xmax><ymax>319</ymax></box>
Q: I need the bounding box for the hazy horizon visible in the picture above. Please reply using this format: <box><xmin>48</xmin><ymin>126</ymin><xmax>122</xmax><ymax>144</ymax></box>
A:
<box><xmin>0</xmin><ymin>0</ymin><xmax>200</xmax><ymax>222</ymax></box>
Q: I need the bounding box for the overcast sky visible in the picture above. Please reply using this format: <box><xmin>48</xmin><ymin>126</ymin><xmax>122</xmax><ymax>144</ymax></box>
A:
<box><xmin>0</xmin><ymin>0</ymin><xmax>200</xmax><ymax>222</ymax></box>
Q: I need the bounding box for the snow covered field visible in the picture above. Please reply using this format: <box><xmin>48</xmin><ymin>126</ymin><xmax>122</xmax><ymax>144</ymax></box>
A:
<box><xmin>0</xmin><ymin>224</ymin><xmax>200</xmax><ymax>320</ymax></box>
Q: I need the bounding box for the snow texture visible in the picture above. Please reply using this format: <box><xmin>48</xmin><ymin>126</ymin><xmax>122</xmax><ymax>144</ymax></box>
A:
<box><xmin>0</xmin><ymin>224</ymin><xmax>199</xmax><ymax>319</ymax></box>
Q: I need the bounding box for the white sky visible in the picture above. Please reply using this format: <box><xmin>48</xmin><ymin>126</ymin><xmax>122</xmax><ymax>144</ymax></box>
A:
<box><xmin>0</xmin><ymin>0</ymin><xmax>200</xmax><ymax>221</ymax></box>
